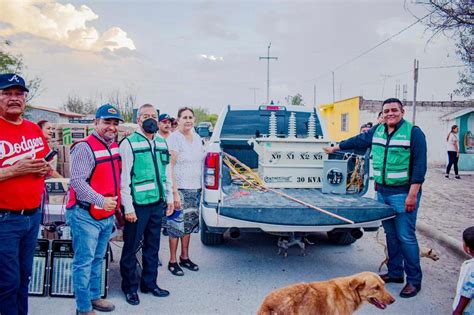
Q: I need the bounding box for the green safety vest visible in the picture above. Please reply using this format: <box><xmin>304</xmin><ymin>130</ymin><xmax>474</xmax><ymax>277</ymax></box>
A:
<box><xmin>125</xmin><ymin>132</ymin><xmax>170</xmax><ymax>205</ymax></box>
<box><xmin>371</xmin><ymin>120</ymin><xmax>413</xmax><ymax>186</ymax></box>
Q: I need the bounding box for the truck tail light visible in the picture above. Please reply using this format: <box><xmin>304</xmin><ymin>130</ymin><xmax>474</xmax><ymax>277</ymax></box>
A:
<box><xmin>204</xmin><ymin>152</ymin><xmax>220</xmax><ymax>190</ymax></box>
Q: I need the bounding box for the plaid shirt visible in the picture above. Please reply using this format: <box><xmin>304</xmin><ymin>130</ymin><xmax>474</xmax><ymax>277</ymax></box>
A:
<box><xmin>69</xmin><ymin>131</ymin><xmax>115</xmax><ymax>209</ymax></box>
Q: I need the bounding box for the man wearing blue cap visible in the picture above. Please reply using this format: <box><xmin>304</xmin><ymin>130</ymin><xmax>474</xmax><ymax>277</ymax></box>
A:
<box><xmin>119</xmin><ymin>104</ymin><xmax>174</xmax><ymax>305</ymax></box>
<box><xmin>158</xmin><ymin>113</ymin><xmax>172</xmax><ymax>140</ymax></box>
<box><xmin>66</xmin><ymin>103</ymin><xmax>123</xmax><ymax>314</ymax></box>
<box><xmin>0</xmin><ymin>73</ymin><xmax>52</xmax><ymax>315</ymax></box>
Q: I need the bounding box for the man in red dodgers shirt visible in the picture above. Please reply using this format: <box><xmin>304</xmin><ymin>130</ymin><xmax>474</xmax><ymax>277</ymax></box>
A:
<box><xmin>0</xmin><ymin>73</ymin><xmax>51</xmax><ymax>315</ymax></box>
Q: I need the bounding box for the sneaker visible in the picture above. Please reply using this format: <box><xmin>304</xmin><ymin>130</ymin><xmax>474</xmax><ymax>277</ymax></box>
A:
<box><xmin>455</xmin><ymin>175</ymin><xmax>461</xmax><ymax>179</ymax></box>
<box><xmin>445</xmin><ymin>174</ymin><xmax>449</xmax><ymax>179</ymax></box>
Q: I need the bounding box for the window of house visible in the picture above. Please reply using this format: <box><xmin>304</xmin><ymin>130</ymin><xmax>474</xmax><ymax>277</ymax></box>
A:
<box><xmin>341</xmin><ymin>113</ymin><xmax>349</xmax><ymax>132</ymax></box>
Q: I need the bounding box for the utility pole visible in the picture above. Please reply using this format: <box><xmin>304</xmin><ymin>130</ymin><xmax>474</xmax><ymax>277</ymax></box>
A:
<box><xmin>403</xmin><ymin>84</ymin><xmax>408</xmax><ymax>102</ymax></box>
<box><xmin>249</xmin><ymin>88</ymin><xmax>259</xmax><ymax>106</ymax></box>
<box><xmin>381</xmin><ymin>74</ymin><xmax>390</xmax><ymax>99</ymax></box>
<box><xmin>412</xmin><ymin>59</ymin><xmax>419</xmax><ymax>124</ymax></box>
<box><xmin>332</xmin><ymin>71</ymin><xmax>335</xmax><ymax>103</ymax></box>
<box><xmin>259</xmin><ymin>42</ymin><xmax>278</xmax><ymax>104</ymax></box>
<box><xmin>313</xmin><ymin>84</ymin><xmax>317</xmax><ymax>108</ymax></box>
<box><xmin>395</xmin><ymin>80</ymin><xmax>400</xmax><ymax>98</ymax></box>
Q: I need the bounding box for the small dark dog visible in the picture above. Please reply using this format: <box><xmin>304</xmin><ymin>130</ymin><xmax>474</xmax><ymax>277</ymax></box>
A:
<box><xmin>277</xmin><ymin>235</ymin><xmax>315</xmax><ymax>257</ymax></box>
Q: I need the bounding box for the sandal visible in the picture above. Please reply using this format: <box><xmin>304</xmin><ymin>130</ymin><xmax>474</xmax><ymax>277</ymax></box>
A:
<box><xmin>168</xmin><ymin>262</ymin><xmax>184</xmax><ymax>276</ymax></box>
<box><xmin>179</xmin><ymin>257</ymin><xmax>199</xmax><ymax>271</ymax></box>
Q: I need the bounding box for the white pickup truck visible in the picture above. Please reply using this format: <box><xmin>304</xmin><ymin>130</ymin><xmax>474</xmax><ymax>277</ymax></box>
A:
<box><xmin>200</xmin><ymin>104</ymin><xmax>394</xmax><ymax>246</ymax></box>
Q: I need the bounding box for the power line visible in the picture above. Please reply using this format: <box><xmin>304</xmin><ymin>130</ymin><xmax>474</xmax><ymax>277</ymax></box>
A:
<box><xmin>305</xmin><ymin>10</ymin><xmax>434</xmax><ymax>83</ymax></box>
<box><xmin>421</xmin><ymin>65</ymin><xmax>467</xmax><ymax>70</ymax></box>
<box><xmin>342</xmin><ymin>64</ymin><xmax>466</xmax><ymax>88</ymax></box>
<box><xmin>332</xmin><ymin>11</ymin><xmax>433</xmax><ymax>72</ymax></box>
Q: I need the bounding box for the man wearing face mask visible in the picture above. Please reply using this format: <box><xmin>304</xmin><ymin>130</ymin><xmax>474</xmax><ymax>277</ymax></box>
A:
<box><xmin>119</xmin><ymin>104</ymin><xmax>174</xmax><ymax>306</ymax></box>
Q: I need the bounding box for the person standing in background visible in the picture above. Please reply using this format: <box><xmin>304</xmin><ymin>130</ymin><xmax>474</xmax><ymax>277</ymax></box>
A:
<box><xmin>0</xmin><ymin>73</ymin><xmax>51</xmax><ymax>315</ymax></box>
<box><xmin>446</xmin><ymin>125</ymin><xmax>461</xmax><ymax>179</ymax></box>
<box><xmin>170</xmin><ymin>117</ymin><xmax>178</xmax><ymax>132</ymax></box>
<box><xmin>166</xmin><ymin>107</ymin><xmax>205</xmax><ymax>276</ymax></box>
<box><xmin>158</xmin><ymin>113</ymin><xmax>173</xmax><ymax>237</ymax></box>
<box><xmin>377</xmin><ymin>111</ymin><xmax>385</xmax><ymax>124</ymax></box>
<box><xmin>66</xmin><ymin>104</ymin><xmax>123</xmax><ymax>315</ymax></box>
<box><xmin>37</xmin><ymin>120</ymin><xmax>62</xmax><ymax>178</ymax></box>
<box><xmin>158</xmin><ymin>113</ymin><xmax>173</xmax><ymax>139</ymax></box>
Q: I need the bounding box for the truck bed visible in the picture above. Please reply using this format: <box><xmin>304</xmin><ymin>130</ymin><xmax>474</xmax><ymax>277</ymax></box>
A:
<box><xmin>221</xmin><ymin>183</ymin><xmax>395</xmax><ymax>226</ymax></box>
<box><xmin>219</xmin><ymin>141</ymin><xmax>394</xmax><ymax>227</ymax></box>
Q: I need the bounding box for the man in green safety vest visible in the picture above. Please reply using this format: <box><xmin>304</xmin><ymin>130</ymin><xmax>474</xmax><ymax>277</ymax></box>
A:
<box><xmin>324</xmin><ymin>98</ymin><xmax>427</xmax><ymax>298</ymax></box>
<box><xmin>119</xmin><ymin>104</ymin><xmax>174</xmax><ymax>306</ymax></box>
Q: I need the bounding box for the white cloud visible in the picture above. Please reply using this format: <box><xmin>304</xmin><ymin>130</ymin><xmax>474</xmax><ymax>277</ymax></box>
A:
<box><xmin>0</xmin><ymin>0</ymin><xmax>135</xmax><ymax>52</ymax></box>
<box><xmin>200</xmin><ymin>54</ymin><xmax>224</xmax><ymax>61</ymax></box>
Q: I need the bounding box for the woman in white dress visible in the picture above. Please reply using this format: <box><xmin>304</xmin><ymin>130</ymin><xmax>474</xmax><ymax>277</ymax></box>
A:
<box><xmin>446</xmin><ymin>124</ymin><xmax>460</xmax><ymax>179</ymax></box>
<box><xmin>166</xmin><ymin>107</ymin><xmax>205</xmax><ymax>276</ymax></box>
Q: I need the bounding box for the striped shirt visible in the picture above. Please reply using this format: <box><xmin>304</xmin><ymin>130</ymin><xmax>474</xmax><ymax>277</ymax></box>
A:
<box><xmin>69</xmin><ymin>131</ymin><xmax>116</xmax><ymax>208</ymax></box>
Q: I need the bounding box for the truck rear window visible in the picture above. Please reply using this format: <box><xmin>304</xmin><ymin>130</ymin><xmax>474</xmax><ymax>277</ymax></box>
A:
<box><xmin>220</xmin><ymin>110</ymin><xmax>322</xmax><ymax>139</ymax></box>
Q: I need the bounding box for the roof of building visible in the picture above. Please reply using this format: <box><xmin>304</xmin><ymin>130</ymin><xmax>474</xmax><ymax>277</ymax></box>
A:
<box><xmin>440</xmin><ymin>107</ymin><xmax>474</xmax><ymax>121</ymax></box>
<box><xmin>29</xmin><ymin>105</ymin><xmax>85</xmax><ymax>118</ymax></box>
<box><xmin>318</xmin><ymin>96</ymin><xmax>361</xmax><ymax>110</ymax></box>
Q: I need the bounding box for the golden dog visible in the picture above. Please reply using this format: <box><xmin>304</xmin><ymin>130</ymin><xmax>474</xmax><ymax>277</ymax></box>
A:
<box><xmin>257</xmin><ymin>272</ymin><xmax>395</xmax><ymax>315</ymax></box>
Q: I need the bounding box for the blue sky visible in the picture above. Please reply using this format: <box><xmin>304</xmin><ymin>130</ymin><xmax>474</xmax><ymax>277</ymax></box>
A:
<box><xmin>0</xmin><ymin>0</ymin><xmax>467</xmax><ymax>116</ymax></box>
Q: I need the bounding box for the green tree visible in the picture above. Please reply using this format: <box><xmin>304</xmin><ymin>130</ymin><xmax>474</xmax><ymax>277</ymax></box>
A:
<box><xmin>291</xmin><ymin>93</ymin><xmax>304</xmax><ymax>106</ymax></box>
<box><xmin>208</xmin><ymin>113</ymin><xmax>218</xmax><ymax>126</ymax></box>
<box><xmin>0</xmin><ymin>40</ymin><xmax>42</xmax><ymax>102</ymax></box>
<box><xmin>286</xmin><ymin>93</ymin><xmax>305</xmax><ymax>106</ymax></box>
<box><xmin>189</xmin><ymin>106</ymin><xmax>218</xmax><ymax>127</ymax></box>
<box><xmin>192</xmin><ymin>107</ymin><xmax>210</xmax><ymax>125</ymax></box>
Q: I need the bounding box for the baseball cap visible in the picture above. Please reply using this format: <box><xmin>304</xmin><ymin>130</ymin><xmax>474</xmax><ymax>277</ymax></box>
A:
<box><xmin>95</xmin><ymin>104</ymin><xmax>124</xmax><ymax>121</ymax></box>
<box><xmin>0</xmin><ymin>73</ymin><xmax>29</xmax><ymax>92</ymax></box>
<box><xmin>159</xmin><ymin>113</ymin><xmax>171</xmax><ymax>122</ymax></box>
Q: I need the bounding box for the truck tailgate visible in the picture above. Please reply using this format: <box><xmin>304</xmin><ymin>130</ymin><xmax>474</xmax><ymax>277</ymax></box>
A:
<box><xmin>220</xmin><ymin>186</ymin><xmax>395</xmax><ymax>226</ymax></box>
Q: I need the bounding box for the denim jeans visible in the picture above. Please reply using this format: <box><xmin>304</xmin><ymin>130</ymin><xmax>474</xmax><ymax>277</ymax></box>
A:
<box><xmin>0</xmin><ymin>209</ymin><xmax>41</xmax><ymax>315</ymax></box>
<box><xmin>377</xmin><ymin>192</ymin><xmax>422</xmax><ymax>286</ymax></box>
<box><xmin>66</xmin><ymin>205</ymin><xmax>114</xmax><ymax>312</ymax></box>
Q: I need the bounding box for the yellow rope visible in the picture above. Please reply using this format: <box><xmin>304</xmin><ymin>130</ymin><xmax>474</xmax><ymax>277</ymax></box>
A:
<box><xmin>223</xmin><ymin>155</ymin><xmax>265</xmax><ymax>189</ymax></box>
<box><xmin>346</xmin><ymin>156</ymin><xmax>363</xmax><ymax>191</ymax></box>
<box><xmin>222</xmin><ymin>152</ymin><xmax>354</xmax><ymax>224</ymax></box>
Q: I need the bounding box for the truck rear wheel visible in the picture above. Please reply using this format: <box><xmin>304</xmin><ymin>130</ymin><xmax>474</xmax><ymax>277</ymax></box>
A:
<box><xmin>200</xmin><ymin>216</ymin><xmax>224</xmax><ymax>245</ymax></box>
<box><xmin>327</xmin><ymin>231</ymin><xmax>357</xmax><ymax>245</ymax></box>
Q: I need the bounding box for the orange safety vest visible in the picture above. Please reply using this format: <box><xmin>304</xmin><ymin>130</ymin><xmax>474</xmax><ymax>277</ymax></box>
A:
<box><xmin>67</xmin><ymin>134</ymin><xmax>121</xmax><ymax>220</ymax></box>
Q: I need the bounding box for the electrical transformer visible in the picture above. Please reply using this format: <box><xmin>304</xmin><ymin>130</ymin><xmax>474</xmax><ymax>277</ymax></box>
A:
<box><xmin>248</xmin><ymin>112</ymin><xmax>331</xmax><ymax>188</ymax></box>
